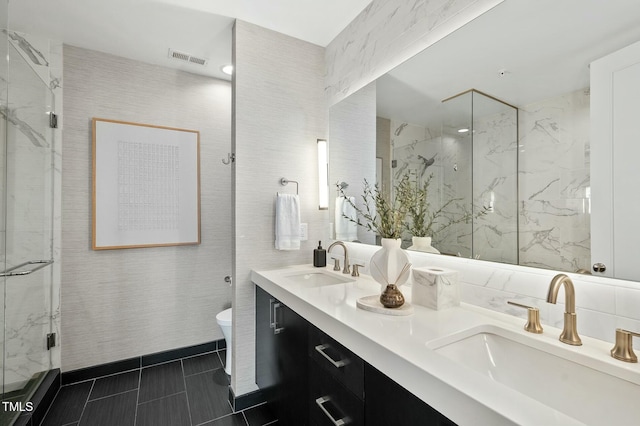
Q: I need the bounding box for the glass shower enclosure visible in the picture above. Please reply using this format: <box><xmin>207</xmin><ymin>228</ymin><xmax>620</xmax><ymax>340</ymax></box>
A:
<box><xmin>390</xmin><ymin>89</ymin><xmax>518</xmax><ymax>264</ymax></box>
<box><xmin>0</xmin><ymin>22</ymin><xmax>55</xmax><ymax>425</ymax></box>
<box><xmin>439</xmin><ymin>89</ymin><xmax>518</xmax><ymax>263</ymax></box>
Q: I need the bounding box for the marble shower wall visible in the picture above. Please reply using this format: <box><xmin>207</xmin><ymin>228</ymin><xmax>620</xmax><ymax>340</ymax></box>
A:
<box><xmin>386</xmin><ymin>88</ymin><xmax>587</xmax><ymax>270</ymax></box>
<box><xmin>519</xmin><ymin>88</ymin><xmax>591</xmax><ymax>272</ymax></box>
<box><xmin>0</xmin><ymin>30</ymin><xmax>63</xmax><ymax>388</ymax></box>
<box><xmin>325</xmin><ymin>0</ymin><xmax>504</xmax><ymax>106</ymax></box>
<box><xmin>389</xmin><ymin>108</ymin><xmax>519</xmax><ymax>265</ymax></box>
<box><xmin>470</xmin><ymin>105</ymin><xmax>518</xmax><ymax>264</ymax></box>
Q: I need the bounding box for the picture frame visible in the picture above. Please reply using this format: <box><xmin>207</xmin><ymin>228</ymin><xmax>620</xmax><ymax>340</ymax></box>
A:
<box><xmin>92</xmin><ymin>118</ymin><xmax>200</xmax><ymax>250</ymax></box>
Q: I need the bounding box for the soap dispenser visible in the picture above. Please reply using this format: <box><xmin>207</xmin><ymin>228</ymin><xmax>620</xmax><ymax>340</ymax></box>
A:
<box><xmin>314</xmin><ymin>241</ymin><xmax>326</xmax><ymax>267</ymax></box>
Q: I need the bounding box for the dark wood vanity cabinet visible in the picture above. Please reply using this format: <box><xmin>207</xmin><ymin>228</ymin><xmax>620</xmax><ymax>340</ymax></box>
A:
<box><xmin>365</xmin><ymin>364</ymin><xmax>457</xmax><ymax>426</ymax></box>
<box><xmin>255</xmin><ymin>286</ymin><xmax>309</xmax><ymax>425</ymax></box>
<box><xmin>308</xmin><ymin>325</ymin><xmax>365</xmax><ymax>426</ymax></box>
<box><xmin>255</xmin><ymin>285</ymin><xmax>456</xmax><ymax>426</ymax></box>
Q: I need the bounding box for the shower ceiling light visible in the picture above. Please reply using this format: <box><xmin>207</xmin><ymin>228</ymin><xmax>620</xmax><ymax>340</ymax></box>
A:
<box><xmin>458</xmin><ymin>128</ymin><xmax>469</xmax><ymax>133</ymax></box>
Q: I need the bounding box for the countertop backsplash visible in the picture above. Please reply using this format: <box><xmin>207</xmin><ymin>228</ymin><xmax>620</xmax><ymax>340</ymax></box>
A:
<box><xmin>342</xmin><ymin>241</ymin><xmax>640</xmax><ymax>344</ymax></box>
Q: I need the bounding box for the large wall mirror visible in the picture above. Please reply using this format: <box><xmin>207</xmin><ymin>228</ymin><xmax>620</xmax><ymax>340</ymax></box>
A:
<box><xmin>329</xmin><ymin>0</ymin><xmax>640</xmax><ymax>279</ymax></box>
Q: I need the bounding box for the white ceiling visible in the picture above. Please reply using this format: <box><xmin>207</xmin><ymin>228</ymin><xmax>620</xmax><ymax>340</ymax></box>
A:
<box><xmin>8</xmin><ymin>0</ymin><xmax>371</xmax><ymax>81</ymax></box>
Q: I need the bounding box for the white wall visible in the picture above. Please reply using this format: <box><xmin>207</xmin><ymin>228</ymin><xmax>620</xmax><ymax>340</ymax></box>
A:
<box><xmin>232</xmin><ymin>20</ymin><xmax>328</xmax><ymax>395</ymax></box>
<box><xmin>62</xmin><ymin>46</ymin><xmax>232</xmax><ymax>371</ymax></box>
<box><xmin>328</xmin><ymin>81</ymin><xmax>377</xmax><ymax>244</ymax></box>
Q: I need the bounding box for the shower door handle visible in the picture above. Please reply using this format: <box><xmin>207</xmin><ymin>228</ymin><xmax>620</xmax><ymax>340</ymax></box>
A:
<box><xmin>0</xmin><ymin>260</ymin><xmax>53</xmax><ymax>277</ymax></box>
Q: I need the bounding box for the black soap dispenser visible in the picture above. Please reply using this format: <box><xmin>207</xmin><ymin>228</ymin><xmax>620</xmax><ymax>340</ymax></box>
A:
<box><xmin>314</xmin><ymin>241</ymin><xmax>327</xmax><ymax>267</ymax></box>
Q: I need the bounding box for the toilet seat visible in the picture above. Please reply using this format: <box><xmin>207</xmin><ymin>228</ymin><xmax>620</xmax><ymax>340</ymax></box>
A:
<box><xmin>216</xmin><ymin>307</ymin><xmax>232</xmax><ymax>327</ymax></box>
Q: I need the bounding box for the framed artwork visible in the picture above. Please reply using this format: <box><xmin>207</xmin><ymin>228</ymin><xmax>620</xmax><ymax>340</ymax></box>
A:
<box><xmin>92</xmin><ymin>118</ymin><xmax>200</xmax><ymax>250</ymax></box>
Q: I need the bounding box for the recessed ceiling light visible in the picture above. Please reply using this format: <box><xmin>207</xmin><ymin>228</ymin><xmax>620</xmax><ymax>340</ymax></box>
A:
<box><xmin>458</xmin><ymin>128</ymin><xmax>469</xmax><ymax>133</ymax></box>
<box><xmin>221</xmin><ymin>65</ymin><xmax>233</xmax><ymax>75</ymax></box>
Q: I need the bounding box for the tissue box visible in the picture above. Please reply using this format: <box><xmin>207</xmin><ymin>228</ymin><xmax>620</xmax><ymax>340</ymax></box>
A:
<box><xmin>411</xmin><ymin>266</ymin><xmax>460</xmax><ymax>310</ymax></box>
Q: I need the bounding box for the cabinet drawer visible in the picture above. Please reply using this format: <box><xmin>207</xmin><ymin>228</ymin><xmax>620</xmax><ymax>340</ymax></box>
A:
<box><xmin>310</xmin><ymin>358</ymin><xmax>364</xmax><ymax>426</ymax></box>
<box><xmin>308</xmin><ymin>325</ymin><xmax>364</xmax><ymax>399</ymax></box>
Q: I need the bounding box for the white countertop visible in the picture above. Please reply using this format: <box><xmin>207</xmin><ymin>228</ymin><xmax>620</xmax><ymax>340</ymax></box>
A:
<box><xmin>251</xmin><ymin>264</ymin><xmax>640</xmax><ymax>426</ymax></box>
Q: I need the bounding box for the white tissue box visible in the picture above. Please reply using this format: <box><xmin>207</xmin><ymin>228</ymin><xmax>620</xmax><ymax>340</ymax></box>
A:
<box><xmin>411</xmin><ymin>266</ymin><xmax>460</xmax><ymax>310</ymax></box>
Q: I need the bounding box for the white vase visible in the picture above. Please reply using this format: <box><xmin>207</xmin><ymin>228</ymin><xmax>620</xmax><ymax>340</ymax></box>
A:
<box><xmin>370</xmin><ymin>238</ymin><xmax>411</xmax><ymax>292</ymax></box>
<box><xmin>407</xmin><ymin>236</ymin><xmax>440</xmax><ymax>254</ymax></box>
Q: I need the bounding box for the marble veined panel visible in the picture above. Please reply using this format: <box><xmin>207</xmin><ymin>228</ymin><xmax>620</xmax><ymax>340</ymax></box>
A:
<box><xmin>326</xmin><ymin>0</ymin><xmax>504</xmax><ymax>105</ymax></box>
<box><xmin>3</xmin><ymin>268</ymin><xmax>52</xmax><ymax>391</ymax></box>
<box><xmin>6</xmin><ymin>30</ymin><xmax>51</xmax><ymax>87</ymax></box>
<box><xmin>519</xmin><ymin>89</ymin><xmax>590</xmax><ymax>272</ymax></box>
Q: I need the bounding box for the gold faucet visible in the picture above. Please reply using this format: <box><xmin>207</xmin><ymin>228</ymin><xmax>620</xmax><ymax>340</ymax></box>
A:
<box><xmin>611</xmin><ymin>329</ymin><xmax>640</xmax><ymax>362</ymax></box>
<box><xmin>546</xmin><ymin>273</ymin><xmax>582</xmax><ymax>346</ymax></box>
<box><xmin>328</xmin><ymin>241</ymin><xmax>350</xmax><ymax>274</ymax></box>
<box><xmin>507</xmin><ymin>301</ymin><xmax>543</xmax><ymax>334</ymax></box>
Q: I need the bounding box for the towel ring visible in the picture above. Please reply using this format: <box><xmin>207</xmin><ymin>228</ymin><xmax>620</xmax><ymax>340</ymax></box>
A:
<box><xmin>280</xmin><ymin>178</ymin><xmax>299</xmax><ymax>194</ymax></box>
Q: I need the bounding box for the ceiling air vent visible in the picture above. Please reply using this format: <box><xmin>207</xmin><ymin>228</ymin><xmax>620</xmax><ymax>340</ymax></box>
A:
<box><xmin>168</xmin><ymin>49</ymin><xmax>208</xmax><ymax>66</ymax></box>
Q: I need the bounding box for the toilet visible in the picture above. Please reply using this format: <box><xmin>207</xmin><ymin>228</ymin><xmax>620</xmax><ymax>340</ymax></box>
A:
<box><xmin>216</xmin><ymin>308</ymin><xmax>232</xmax><ymax>375</ymax></box>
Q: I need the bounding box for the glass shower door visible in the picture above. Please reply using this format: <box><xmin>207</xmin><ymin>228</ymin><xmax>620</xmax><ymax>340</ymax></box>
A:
<box><xmin>1</xmin><ymin>41</ymin><xmax>55</xmax><ymax>424</ymax></box>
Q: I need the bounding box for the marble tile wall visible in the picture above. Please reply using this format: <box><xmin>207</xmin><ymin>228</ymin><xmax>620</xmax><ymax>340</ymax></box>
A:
<box><xmin>344</xmin><ymin>241</ymin><xmax>640</xmax><ymax>345</ymax></box>
<box><xmin>62</xmin><ymin>46</ymin><xmax>232</xmax><ymax>372</ymax></box>
<box><xmin>325</xmin><ymin>0</ymin><xmax>504</xmax><ymax>106</ymax></box>
<box><xmin>386</xmin><ymin>88</ymin><xmax>588</xmax><ymax>270</ymax></box>
<box><xmin>0</xmin><ymin>30</ymin><xmax>63</xmax><ymax>389</ymax></box>
<box><xmin>233</xmin><ymin>20</ymin><xmax>328</xmax><ymax>396</ymax></box>
<box><xmin>388</xmin><ymin>113</ymin><xmax>519</xmax><ymax>264</ymax></box>
<box><xmin>519</xmin><ymin>88</ymin><xmax>591</xmax><ymax>272</ymax></box>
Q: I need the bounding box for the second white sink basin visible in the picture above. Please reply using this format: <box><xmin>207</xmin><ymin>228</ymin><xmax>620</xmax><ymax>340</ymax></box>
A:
<box><xmin>283</xmin><ymin>270</ymin><xmax>354</xmax><ymax>287</ymax></box>
<box><xmin>427</xmin><ymin>324</ymin><xmax>640</xmax><ymax>425</ymax></box>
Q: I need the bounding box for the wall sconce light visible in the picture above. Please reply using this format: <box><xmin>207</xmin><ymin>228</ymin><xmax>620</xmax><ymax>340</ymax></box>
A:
<box><xmin>317</xmin><ymin>139</ymin><xmax>329</xmax><ymax>210</ymax></box>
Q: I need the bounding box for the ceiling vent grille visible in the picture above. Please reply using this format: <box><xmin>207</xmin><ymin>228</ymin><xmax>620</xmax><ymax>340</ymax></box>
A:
<box><xmin>168</xmin><ymin>49</ymin><xmax>208</xmax><ymax>66</ymax></box>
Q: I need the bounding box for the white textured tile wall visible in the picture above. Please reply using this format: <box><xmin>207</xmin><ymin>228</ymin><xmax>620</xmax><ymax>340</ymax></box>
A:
<box><xmin>233</xmin><ymin>21</ymin><xmax>328</xmax><ymax>396</ymax></box>
<box><xmin>344</xmin><ymin>241</ymin><xmax>640</xmax><ymax>344</ymax></box>
<box><xmin>328</xmin><ymin>81</ymin><xmax>377</xmax><ymax>244</ymax></box>
<box><xmin>62</xmin><ymin>46</ymin><xmax>232</xmax><ymax>372</ymax></box>
<box><xmin>325</xmin><ymin>0</ymin><xmax>504</xmax><ymax>106</ymax></box>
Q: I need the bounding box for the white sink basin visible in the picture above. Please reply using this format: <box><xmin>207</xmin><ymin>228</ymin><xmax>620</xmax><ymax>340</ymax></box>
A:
<box><xmin>427</xmin><ymin>324</ymin><xmax>640</xmax><ymax>425</ymax></box>
<box><xmin>283</xmin><ymin>270</ymin><xmax>354</xmax><ymax>287</ymax></box>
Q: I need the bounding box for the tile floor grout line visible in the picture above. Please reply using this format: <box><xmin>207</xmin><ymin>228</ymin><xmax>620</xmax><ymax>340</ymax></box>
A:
<box><xmin>180</xmin><ymin>358</ymin><xmax>195</xmax><ymax>426</ymax></box>
<box><xmin>75</xmin><ymin>379</ymin><xmax>96</xmax><ymax>426</ymax></box>
<box><xmin>133</xmin><ymin>366</ymin><xmax>142</xmax><ymax>426</ymax></box>
<box><xmin>86</xmin><ymin>385</ymin><xmax>139</xmax><ymax>403</ymax></box>
<box><xmin>137</xmin><ymin>389</ymin><xmax>188</xmax><ymax>406</ymax></box>
<box><xmin>241</xmin><ymin>410</ymin><xmax>250</xmax><ymax>426</ymax></box>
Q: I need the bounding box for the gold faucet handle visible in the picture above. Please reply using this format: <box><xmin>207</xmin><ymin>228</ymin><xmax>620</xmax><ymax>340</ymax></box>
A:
<box><xmin>331</xmin><ymin>258</ymin><xmax>341</xmax><ymax>271</ymax></box>
<box><xmin>611</xmin><ymin>328</ymin><xmax>640</xmax><ymax>363</ymax></box>
<box><xmin>351</xmin><ymin>263</ymin><xmax>364</xmax><ymax>277</ymax></box>
<box><xmin>508</xmin><ymin>301</ymin><xmax>544</xmax><ymax>334</ymax></box>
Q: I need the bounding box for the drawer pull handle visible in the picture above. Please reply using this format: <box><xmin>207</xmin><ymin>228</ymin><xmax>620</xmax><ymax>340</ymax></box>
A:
<box><xmin>269</xmin><ymin>299</ymin><xmax>285</xmax><ymax>334</ymax></box>
<box><xmin>315</xmin><ymin>396</ymin><xmax>351</xmax><ymax>426</ymax></box>
<box><xmin>315</xmin><ymin>344</ymin><xmax>348</xmax><ymax>368</ymax></box>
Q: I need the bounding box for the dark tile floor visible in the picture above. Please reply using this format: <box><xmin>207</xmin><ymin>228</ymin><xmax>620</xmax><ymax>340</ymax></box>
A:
<box><xmin>39</xmin><ymin>350</ymin><xmax>277</xmax><ymax>426</ymax></box>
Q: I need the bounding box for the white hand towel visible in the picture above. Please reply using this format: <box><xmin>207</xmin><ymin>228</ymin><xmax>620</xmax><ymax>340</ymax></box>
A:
<box><xmin>275</xmin><ymin>193</ymin><xmax>301</xmax><ymax>250</ymax></box>
<box><xmin>335</xmin><ymin>196</ymin><xmax>358</xmax><ymax>241</ymax></box>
